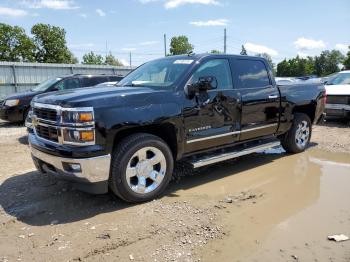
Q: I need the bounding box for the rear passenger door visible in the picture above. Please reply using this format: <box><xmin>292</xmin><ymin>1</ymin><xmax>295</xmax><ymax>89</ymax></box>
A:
<box><xmin>231</xmin><ymin>59</ymin><xmax>280</xmax><ymax>140</ymax></box>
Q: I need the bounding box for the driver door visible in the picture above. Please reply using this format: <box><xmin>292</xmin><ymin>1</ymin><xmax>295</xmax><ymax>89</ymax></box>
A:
<box><xmin>183</xmin><ymin>58</ymin><xmax>241</xmax><ymax>153</ymax></box>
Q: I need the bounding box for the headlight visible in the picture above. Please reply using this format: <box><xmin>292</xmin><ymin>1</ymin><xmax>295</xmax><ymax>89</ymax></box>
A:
<box><xmin>61</xmin><ymin>110</ymin><xmax>94</xmax><ymax>125</ymax></box>
<box><xmin>5</xmin><ymin>99</ymin><xmax>20</xmax><ymax>107</ymax></box>
<box><xmin>62</xmin><ymin>128</ymin><xmax>95</xmax><ymax>145</ymax></box>
<box><xmin>60</xmin><ymin>107</ymin><xmax>95</xmax><ymax>145</ymax></box>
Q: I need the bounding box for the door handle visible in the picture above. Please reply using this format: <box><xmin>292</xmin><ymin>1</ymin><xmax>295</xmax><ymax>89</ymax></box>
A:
<box><xmin>268</xmin><ymin>95</ymin><xmax>278</xmax><ymax>99</ymax></box>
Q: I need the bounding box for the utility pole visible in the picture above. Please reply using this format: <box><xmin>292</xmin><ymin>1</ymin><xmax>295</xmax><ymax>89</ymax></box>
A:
<box><xmin>164</xmin><ymin>34</ymin><xmax>167</xmax><ymax>57</ymax></box>
<box><xmin>129</xmin><ymin>52</ymin><xmax>132</xmax><ymax>68</ymax></box>
<box><xmin>224</xmin><ymin>28</ymin><xmax>227</xmax><ymax>54</ymax></box>
<box><xmin>105</xmin><ymin>41</ymin><xmax>108</xmax><ymax>58</ymax></box>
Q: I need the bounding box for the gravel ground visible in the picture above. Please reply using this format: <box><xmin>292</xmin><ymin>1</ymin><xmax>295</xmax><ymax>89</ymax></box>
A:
<box><xmin>0</xmin><ymin>120</ymin><xmax>349</xmax><ymax>262</ymax></box>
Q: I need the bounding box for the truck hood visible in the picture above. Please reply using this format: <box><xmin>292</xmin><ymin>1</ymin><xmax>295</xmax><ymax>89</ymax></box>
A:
<box><xmin>32</xmin><ymin>86</ymin><xmax>165</xmax><ymax>108</ymax></box>
<box><xmin>5</xmin><ymin>89</ymin><xmax>42</xmax><ymax>100</ymax></box>
<box><xmin>325</xmin><ymin>84</ymin><xmax>350</xmax><ymax>95</ymax></box>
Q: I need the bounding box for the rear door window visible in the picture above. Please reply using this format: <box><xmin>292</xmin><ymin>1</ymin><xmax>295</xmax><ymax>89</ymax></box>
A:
<box><xmin>82</xmin><ymin>76</ymin><xmax>109</xmax><ymax>87</ymax></box>
<box><xmin>55</xmin><ymin>78</ymin><xmax>81</xmax><ymax>90</ymax></box>
<box><xmin>232</xmin><ymin>60</ymin><xmax>271</xmax><ymax>89</ymax></box>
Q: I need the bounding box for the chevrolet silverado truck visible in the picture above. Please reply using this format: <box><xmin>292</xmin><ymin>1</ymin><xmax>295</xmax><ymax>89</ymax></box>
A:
<box><xmin>28</xmin><ymin>54</ymin><xmax>326</xmax><ymax>202</ymax></box>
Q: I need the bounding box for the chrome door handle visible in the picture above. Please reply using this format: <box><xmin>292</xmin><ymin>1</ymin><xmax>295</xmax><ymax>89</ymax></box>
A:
<box><xmin>268</xmin><ymin>95</ymin><xmax>278</xmax><ymax>99</ymax></box>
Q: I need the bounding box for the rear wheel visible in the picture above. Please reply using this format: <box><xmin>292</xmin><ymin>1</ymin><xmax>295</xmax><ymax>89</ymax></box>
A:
<box><xmin>281</xmin><ymin>113</ymin><xmax>312</xmax><ymax>153</ymax></box>
<box><xmin>109</xmin><ymin>133</ymin><xmax>174</xmax><ymax>203</ymax></box>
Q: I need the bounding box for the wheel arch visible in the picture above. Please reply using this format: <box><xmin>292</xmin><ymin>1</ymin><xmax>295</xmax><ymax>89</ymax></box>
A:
<box><xmin>111</xmin><ymin>123</ymin><xmax>179</xmax><ymax>160</ymax></box>
<box><xmin>293</xmin><ymin>103</ymin><xmax>316</xmax><ymax>123</ymax></box>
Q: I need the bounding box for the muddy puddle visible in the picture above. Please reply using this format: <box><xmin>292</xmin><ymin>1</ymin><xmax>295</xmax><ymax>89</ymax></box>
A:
<box><xmin>165</xmin><ymin>147</ymin><xmax>350</xmax><ymax>261</ymax></box>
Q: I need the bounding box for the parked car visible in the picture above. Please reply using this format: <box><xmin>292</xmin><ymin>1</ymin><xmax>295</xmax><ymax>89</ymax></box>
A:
<box><xmin>95</xmin><ymin>81</ymin><xmax>119</xmax><ymax>87</ymax></box>
<box><xmin>0</xmin><ymin>74</ymin><xmax>123</xmax><ymax>123</ymax></box>
<box><xmin>275</xmin><ymin>77</ymin><xmax>299</xmax><ymax>85</ymax></box>
<box><xmin>28</xmin><ymin>54</ymin><xmax>325</xmax><ymax>202</ymax></box>
<box><xmin>324</xmin><ymin>70</ymin><xmax>350</xmax><ymax>119</ymax></box>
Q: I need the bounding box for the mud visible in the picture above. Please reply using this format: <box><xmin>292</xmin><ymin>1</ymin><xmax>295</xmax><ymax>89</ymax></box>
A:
<box><xmin>0</xmin><ymin>120</ymin><xmax>349</xmax><ymax>261</ymax></box>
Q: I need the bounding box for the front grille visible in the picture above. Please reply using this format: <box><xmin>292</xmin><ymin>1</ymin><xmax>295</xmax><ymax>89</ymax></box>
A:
<box><xmin>34</xmin><ymin>107</ymin><xmax>58</xmax><ymax>122</ymax></box>
<box><xmin>327</xmin><ymin>95</ymin><xmax>349</xmax><ymax>105</ymax></box>
<box><xmin>35</xmin><ymin>125</ymin><xmax>59</xmax><ymax>142</ymax></box>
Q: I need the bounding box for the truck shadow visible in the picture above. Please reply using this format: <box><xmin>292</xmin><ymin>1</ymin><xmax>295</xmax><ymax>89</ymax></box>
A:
<box><xmin>0</xmin><ymin>151</ymin><xmax>289</xmax><ymax>227</ymax></box>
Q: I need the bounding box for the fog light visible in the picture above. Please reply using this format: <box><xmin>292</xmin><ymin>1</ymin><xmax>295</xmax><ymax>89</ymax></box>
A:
<box><xmin>69</xmin><ymin>163</ymin><xmax>81</xmax><ymax>172</ymax></box>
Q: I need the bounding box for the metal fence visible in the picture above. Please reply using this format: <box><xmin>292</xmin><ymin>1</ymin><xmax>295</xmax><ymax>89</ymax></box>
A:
<box><xmin>0</xmin><ymin>62</ymin><xmax>133</xmax><ymax>98</ymax></box>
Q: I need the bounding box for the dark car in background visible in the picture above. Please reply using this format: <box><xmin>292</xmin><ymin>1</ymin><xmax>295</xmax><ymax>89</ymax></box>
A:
<box><xmin>0</xmin><ymin>74</ymin><xmax>124</xmax><ymax>123</ymax></box>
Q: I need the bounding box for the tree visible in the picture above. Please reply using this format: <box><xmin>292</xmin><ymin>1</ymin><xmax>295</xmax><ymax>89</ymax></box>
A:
<box><xmin>169</xmin><ymin>36</ymin><xmax>193</xmax><ymax>55</ymax></box>
<box><xmin>277</xmin><ymin>56</ymin><xmax>315</xmax><ymax>77</ymax></box>
<box><xmin>314</xmin><ymin>50</ymin><xmax>345</xmax><ymax>76</ymax></box>
<box><xmin>82</xmin><ymin>51</ymin><xmax>104</xmax><ymax>65</ymax></box>
<box><xmin>240</xmin><ymin>45</ymin><xmax>247</xmax><ymax>55</ymax></box>
<box><xmin>343</xmin><ymin>46</ymin><xmax>350</xmax><ymax>70</ymax></box>
<box><xmin>31</xmin><ymin>23</ymin><xmax>76</xmax><ymax>64</ymax></box>
<box><xmin>210</xmin><ymin>50</ymin><xmax>222</xmax><ymax>54</ymax></box>
<box><xmin>105</xmin><ymin>52</ymin><xmax>123</xmax><ymax>66</ymax></box>
<box><xmin>0</xmin><ymin>23</ymin><xmax>35</xmax><ymax>62</ymax></box>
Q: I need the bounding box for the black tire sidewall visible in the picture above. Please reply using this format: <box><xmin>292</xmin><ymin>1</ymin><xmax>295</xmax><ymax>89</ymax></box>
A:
<box><xmin>111</xmin><ymin>135</ymin><xmax>173</xmax><ymax>202</ymax></box>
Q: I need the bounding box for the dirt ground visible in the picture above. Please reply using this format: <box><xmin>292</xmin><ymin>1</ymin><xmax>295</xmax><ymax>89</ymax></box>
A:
<box><xmin>0</xmin><ymin>120</ymin><xmax>349</xmax><ymax>262</ymax></box>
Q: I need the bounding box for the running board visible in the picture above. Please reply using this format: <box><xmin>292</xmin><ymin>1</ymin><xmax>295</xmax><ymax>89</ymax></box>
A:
<box><xmin>190</xmin><ymin>140</ymin><xmax>281</xmax><ymax>168</ymax></box>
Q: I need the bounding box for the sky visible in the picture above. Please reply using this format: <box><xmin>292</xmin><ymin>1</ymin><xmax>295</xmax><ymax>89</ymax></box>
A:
<box><xmin>0</xmin><ymin>0</ymin><xmax>349</xmax><ymax>66</ymax></box>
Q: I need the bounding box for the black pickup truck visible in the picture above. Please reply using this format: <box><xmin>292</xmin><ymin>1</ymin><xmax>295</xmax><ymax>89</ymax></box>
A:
<box><xmin>28</xmin><ymin>54</ymin><xmax>325</xmax><ymax>202</ymax></box>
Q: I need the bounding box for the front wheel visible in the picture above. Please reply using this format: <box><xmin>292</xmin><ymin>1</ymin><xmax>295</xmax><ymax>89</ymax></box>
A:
<box><xmin>280</xmin><ymin>113</ymin><xmax>312</xmax><ymax>153</ymax></box>
<box><xmin>109</xmin><ymin>133</ymin><xmax>174</xmax><ymax>203</ymax></box>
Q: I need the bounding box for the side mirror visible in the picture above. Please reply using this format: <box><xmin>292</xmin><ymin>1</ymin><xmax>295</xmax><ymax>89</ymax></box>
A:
<box><xmin>185</xmin><ymin>76</ymin><xmax>218</xmax><ymax>97</ymax></box>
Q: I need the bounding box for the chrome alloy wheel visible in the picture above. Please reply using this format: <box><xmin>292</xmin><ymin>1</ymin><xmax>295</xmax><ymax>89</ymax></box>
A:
<box><xmin>126</xmin><ymin>147</ymin><xmax>167</xmax><ymax>194</ymax></box>
<box><xmin>295</xmin><ymin>120</ymin><xmax>310</xmax><ymax>149</ymax></box>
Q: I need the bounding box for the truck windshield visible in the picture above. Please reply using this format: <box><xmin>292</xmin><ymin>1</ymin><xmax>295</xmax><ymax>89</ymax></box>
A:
<box><xmin>117</xmin><ymin>58</ymin><xmax>194</xmax><ymax>88</ymax></box>
<box><xmin>326</xmin><ymin>73</ymin><xmax>350</xmax><ymax>85</ymax></box>
<box><xmin>31</xmin><ymin>78</ymin><xmax>62</xmax><ymax>92</ymax></box>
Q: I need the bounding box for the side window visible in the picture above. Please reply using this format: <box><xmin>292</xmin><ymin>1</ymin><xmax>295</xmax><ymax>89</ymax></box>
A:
<box><xmin>233</xmin><ymin>60</ymin><xmax>271</xmax><ymax>89</ymax></box>
<box><xmin>82</xmin><ymin>77</ymin><xmax>108</xmax><ymax>87</ymax></box>
<box><xmin>93</xmin><ymin>76</ymin><xmax>109</xmax><ymax>85</ymax></box>
<box><xmin>190</xmin><ymin>59</ymin><xmax>233</xmax><ymax>90</ymax></box>
<box><xmin>55</xmin><ymin>78</ymin><xmax>80</xmax><ymax>90</ymax></box>
<box><xmin>109</xmin><ymin>76</ymin><xmax>123</xmax><ymax>82</ymax></box>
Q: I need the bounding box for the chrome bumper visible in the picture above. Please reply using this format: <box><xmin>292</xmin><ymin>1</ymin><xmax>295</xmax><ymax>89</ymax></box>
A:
<box><xmin>325</xmin><ymin>103</ymin><xmax>350</xmax><ymax>111</ymax></box>
<box><xmin>30</xmin><ymin>146</ymin><xmax>111</xmax><ymax>184</ymax></box>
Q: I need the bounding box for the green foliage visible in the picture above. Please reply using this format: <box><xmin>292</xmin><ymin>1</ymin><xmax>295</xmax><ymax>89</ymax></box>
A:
<box><xmin>277</xmin><ymin>56</ymin><xmax>314</xmax><ymax>77</ymax></box>
<box><xmin>31</xmin><ymin>23</ymin><xmax>76</xmax><ymax>64</ymax></box>
<box><xmin>277</xmin><ymin>50</ymin><xmax>345</xmax><ymax>77</ymax></box>
<box><xmin>105</xmin><ymin>52</ymin><xmax>124</xmax><ymax>66</ymax></box>
<box><xmin>210</xmin><ymin>49</ymin><xmax>222</xmax><ymax>54</ymax></box>
<box><xmin>0</xmin><ymin>23</ymin><xmax>35</xmax><ymax>62</ymax></box>
<box><xmin>343</xmin><ymin>46</ymin><xmax>350</xmax><ymax>70</ymax></box>
<box><xmin>314</xmin><ymin>50</ymin><xmax>345</xmax><ymax>76</ymax></box>
<box><xmin>82</xmin><ymin>51</ymin><xmax>104</xmax><ymax>65</ymax></box>
<box><xmin>240</xmin><ymin>45</ymin><xmax>247</xmax><ymax>55</ymax></box>
<box><xmin>169</xmin><ymin>36</ymin><xmax>194</xmax><ymax>55</ymax></box>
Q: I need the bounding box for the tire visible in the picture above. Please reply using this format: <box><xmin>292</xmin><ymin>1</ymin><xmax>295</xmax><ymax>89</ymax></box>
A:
<box><xmin>280</xmin><ymin>113</ymin><xmax>312</xmax><ymax>153</ymax></box>
<box><xmin>109</xmin><ymin>133</ymin><xmax>174</xmax><ymax>203</ymax></box>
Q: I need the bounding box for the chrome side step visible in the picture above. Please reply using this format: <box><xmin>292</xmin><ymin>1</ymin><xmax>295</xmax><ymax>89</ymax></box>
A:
<box><xmin>190</xmin><ymin>141</ymin><xmax>281</xmax><ymax>168</ymax></box>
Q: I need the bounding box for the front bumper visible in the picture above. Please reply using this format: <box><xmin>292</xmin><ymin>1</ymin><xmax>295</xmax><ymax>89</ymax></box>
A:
<box><xmin>325</xmin><ymin>103</ymin><xmax>350</xmax><ymax>118</ymax></box>
<box><xmin>0</xmin><ymin>105</ymin><xmax>25</xmax><ymax>122</ymax></box>
<box><xmin>30</xmin><ymin>144</ymin><xmax>111</xmax><ymax>194</ymax></box>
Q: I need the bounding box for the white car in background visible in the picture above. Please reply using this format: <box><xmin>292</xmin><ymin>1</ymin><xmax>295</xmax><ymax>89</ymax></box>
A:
<box><xmin>324</xmin><ymin>70</ymin><xmax>350</xmax><ymax>119</ymax></box>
